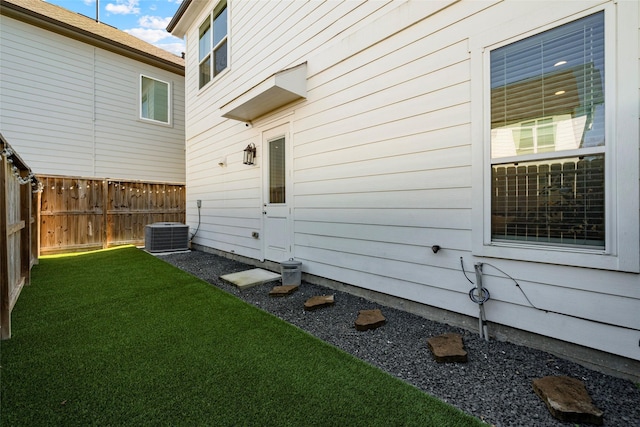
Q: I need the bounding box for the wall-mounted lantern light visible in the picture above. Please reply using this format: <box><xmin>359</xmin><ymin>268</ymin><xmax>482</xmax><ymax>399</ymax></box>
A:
<box><xmin>243</xmin><ymin>143</ymin><xmax>256</xmax><ymax>165</ymax></box>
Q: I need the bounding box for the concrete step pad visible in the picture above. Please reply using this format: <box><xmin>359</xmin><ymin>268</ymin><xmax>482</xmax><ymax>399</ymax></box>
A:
<box><xmin>220</xmin><ymin>268</ymin><xmax>281</xmax><ymax>290</ymax></box>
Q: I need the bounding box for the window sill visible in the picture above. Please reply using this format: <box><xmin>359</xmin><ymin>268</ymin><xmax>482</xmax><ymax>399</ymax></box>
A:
<box><xmin>138</xmin><ymin>118</ymin><xmax>173</xmax><ymax>128</ymax></box>
<box><xmin>472</xmin><ymin>239</ymin><xmax>638</xmax><ymax>273</ymax></box>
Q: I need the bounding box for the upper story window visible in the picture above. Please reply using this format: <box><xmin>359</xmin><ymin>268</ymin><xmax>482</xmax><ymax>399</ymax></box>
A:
<box><xmin>140</xmin><ymin>75</ymin><xmax>170</xmax><ymax>124</ymax></box>
<box><xmin>199</xmin><ymin>1</ymin><xmax>228</xmax><ymax>89</ymax></box>
<box><xmin>489</xmin><ymin>12</ymin><xmax>605</xmax><ymax>248</ymax></box>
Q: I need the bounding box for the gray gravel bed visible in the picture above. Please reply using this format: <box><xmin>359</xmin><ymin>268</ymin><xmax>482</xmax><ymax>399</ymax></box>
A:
<box><xmin>157</xmin><ymin>250</ymin><xmax>640</xmax><ymax>427</ymax></box>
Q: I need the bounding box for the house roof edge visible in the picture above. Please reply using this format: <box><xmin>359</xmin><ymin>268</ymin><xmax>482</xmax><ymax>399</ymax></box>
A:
<box><xmin>167</xmin><ymin>0</ymin><xmax>192</xmax><ymax>34</ymax></box>
<box><xmin>1</xmin><ymin>0</ymin><xmax>185</xmax><ymax>76</ymax></box>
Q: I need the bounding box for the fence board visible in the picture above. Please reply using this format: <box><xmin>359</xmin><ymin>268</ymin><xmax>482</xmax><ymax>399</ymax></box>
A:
<box><xmin>39</xmin><ymin>176</ymin><xmax>185</xmax><ymax>254</ymax></box>
<box><xmin>1</xmin><ymin>135</ymin><xmax>39</xmax><ymax>339</ymax></box>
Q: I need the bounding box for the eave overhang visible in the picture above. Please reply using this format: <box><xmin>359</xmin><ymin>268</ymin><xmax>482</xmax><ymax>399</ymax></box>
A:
<box><xmin>166</xmin><ymin>0</ymin><xmax>191</xmax><ymax>34</ymax></box>
<box><xmin>221</xmin><ymin>63</ymin><xmax>307</xmax><ymax>122</ymax></box>
<box><xmin>167</xmin><ymin>0</ymin><xmax>206</xmax><ymax>39</ymax></box>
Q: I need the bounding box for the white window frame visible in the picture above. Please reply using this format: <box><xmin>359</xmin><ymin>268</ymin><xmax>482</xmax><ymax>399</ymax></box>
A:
<box><xmin>198</xmin><ymin>0</ymin><xmax>228</xmax><ymax>90</ymax></box>
<box><xmin>139</xmin><ymin>74</ymin><xmax>171</xmax><ymax>126</ymax></box>
<box><xmin>470</xmin><ymin>1</ymin><xmax>639</xmax><ymax>272</ymax></box>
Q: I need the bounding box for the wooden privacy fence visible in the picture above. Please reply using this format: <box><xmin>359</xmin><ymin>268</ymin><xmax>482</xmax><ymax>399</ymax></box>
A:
<box><xmin>39</xmin><ymin>176</ymin><xmax>185</xmax><ymax>254</ymax></box>
<box><xmin>1</xmin><ymin>134</ymin><xmax>40</xmax><ymax>339</ymax></box>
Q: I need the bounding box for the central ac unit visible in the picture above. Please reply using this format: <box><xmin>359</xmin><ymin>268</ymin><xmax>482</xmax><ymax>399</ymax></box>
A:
<box><xmin>145</xmin><ymin>222</ymin><xmax>189</xmax><ymax>253</ymax></box>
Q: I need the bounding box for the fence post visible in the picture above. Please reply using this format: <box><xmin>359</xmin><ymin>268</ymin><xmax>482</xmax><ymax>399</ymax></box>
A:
<box><xmin>103</xmin><ymin>179</ymin><xmax>108</xmax><ymax>249</ymax></box>
<box><xmin>34</xmin><ymin>190</ymin><xmax>41</xmax><ymax>262</ymax></box>
<box><xmin>0</xmin><ymin>145</ymin><xmax>10</xmax><ymax>339</ymax></box>
<box><xmin>20</xmin><ymin>170</ymin><xmax>31</xmax><ymax>287</ymax></box>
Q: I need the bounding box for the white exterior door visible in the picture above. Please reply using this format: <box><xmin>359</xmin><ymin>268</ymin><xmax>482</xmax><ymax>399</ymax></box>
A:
<box><xmin>262</xmin><ymin>124</ymin><xmax>291</xmax><ymax>262</ymax></box>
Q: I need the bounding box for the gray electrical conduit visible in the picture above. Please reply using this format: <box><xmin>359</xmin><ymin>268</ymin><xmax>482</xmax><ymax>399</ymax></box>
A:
<box><xmin>189</xmin><ymin>202</ymin><xmax>201</xmax><ymax>242</ymax></box>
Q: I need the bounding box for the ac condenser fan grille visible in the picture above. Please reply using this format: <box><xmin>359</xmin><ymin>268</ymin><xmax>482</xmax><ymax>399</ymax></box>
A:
<box><xmin>145</xmin><ymin>222</ymin><xmax>189</xmax><ymax>253</ymax></box>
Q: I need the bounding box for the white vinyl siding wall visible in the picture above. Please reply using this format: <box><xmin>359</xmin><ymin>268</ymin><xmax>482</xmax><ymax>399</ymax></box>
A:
<box><xmin>184</xmin><ymin>1</ymin><xmax>400</xmax><ymax>260</ymax></box>
<box><xmin>0</xmin><ymin>15</ymin><xmax>94</xmax><ymax>176</ymax></box>
<box><xmin>181</xmin><ymin>0</ymin><xmax>639</xmax><ymax>362</ymax></box>
<box><xmin>0</xmin><ymin>15</ymin><xmax>185</xmax><ymax>182</ymax></box>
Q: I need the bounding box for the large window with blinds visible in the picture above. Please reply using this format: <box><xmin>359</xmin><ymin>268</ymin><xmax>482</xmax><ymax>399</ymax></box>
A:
<box><xmin>198</xmin><ymin>1</ymin><xmax>228</xmax><ymax>89</ymax></box>
<box><xmin>489</xmin><ymin>12</ymin><xmax>605</xmax><ymax>248</ymax></box>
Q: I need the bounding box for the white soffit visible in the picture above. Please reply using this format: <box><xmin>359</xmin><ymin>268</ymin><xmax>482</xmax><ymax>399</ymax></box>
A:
<box><xmin>221</xmin><ymin>63</ymin><xmax>307</xmax><ymax>122</ymax></box>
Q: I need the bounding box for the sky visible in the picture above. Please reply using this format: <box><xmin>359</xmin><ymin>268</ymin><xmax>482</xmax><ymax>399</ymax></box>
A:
<box><xmin>45</xmin><ymin>0</ymin><xmax>186</xmax><ymax>56</ymax></box>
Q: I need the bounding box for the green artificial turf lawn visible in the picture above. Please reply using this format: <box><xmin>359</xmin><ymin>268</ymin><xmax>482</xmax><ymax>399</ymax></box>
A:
<box><xmin>1</xmin><ymin>246</ymin><xmax>484</xmax><ymax>426</ymax></box>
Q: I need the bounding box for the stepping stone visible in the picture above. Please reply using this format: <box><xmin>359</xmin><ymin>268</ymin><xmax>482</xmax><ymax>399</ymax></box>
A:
<box><xmin>427</xmin><ymin>333</ymin><xmax>468</xmax><ymax>363</ymax></box>
<box><xmin>354</xmin><ymin>309</ymin><xmax>385</xmax><ymax>331</ymax></box>
<box><xmin>304</xmin><ymin>295</ymin><xmax>334</xmax><ymax>310</ymax></box>
<box><xmin>532</xmin><ymin>376</ymin><xmax>603</xmax><ymax>425</ymax></box>
<box><xmin>269</xmin><ymin>284</ymin><xmax>299</xmax><ymax>297</ymax></box>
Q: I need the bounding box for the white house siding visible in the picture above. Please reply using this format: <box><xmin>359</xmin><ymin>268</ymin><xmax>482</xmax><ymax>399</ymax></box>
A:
<box><xmin>0</xmin><ymin>14</ymin><xmax>185</xmax><ymax>183</ymax></box>
<box><xmin>0</xmin><ymin>15</ymin><xmax>95</xmax><ymax>176</ymax></box>
<box><xmin>184</xmin><ymin>0</ymin><xmax>400</xmax><ymax>259</ymax></box>
<box><xmin>93</xmin><ymin>49</ymin><xmax>185</xmax><ymax>181</ymax></box>
<box><xmin>179</xmin><ymin>0</ymin><xmax>639</xmax><ymax>363</ymax></box>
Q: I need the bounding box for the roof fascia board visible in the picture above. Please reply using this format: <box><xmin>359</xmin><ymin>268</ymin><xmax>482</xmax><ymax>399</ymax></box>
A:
<box><xmin>167</xmin><ymin>0</ymin><xmax>192</xmax><ymax>36</ymax></box>
<box><xmin>167</xmin><ymin>0</ymin><xmax>209</xmax><ymax>38</ymax></box>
